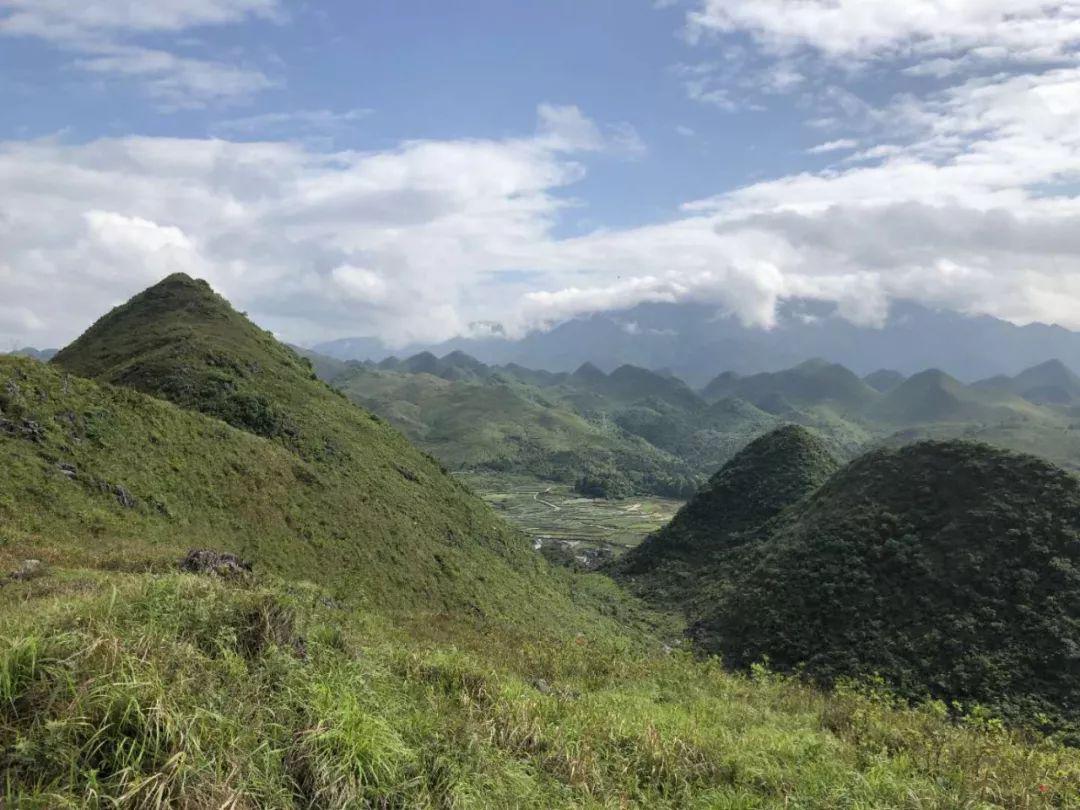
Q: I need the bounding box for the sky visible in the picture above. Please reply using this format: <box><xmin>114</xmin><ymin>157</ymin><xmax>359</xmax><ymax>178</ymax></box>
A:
<box><xmin>3</xmin><ymin>1</ymin><xmax>1080</xmax><ymax>349</ymax></box>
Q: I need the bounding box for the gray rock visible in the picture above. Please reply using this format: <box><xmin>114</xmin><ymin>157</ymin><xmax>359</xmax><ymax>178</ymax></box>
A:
<box><xmin>10</xmin><ymin>559</ymin><xmax>43</xmax><ymax>581</ymax></box>
<box><xmin>0</xmin><ymin>418</ymin><xmax>44</xmax><ymax>443</ymax></box>
<box><xmin>180</xmin><ymin>549</ymin><xmax>253</xmax><ymax>578</ymax></box>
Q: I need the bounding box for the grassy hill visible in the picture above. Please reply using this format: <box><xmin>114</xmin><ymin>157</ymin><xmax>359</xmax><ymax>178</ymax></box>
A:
<box><xmin>697</xmin><ymin>440</ymin><xmax>1080</xmax><ymax>737</ymax></box>
<box><xmin>37</xmin><ymin>274</ymin><xmax>632</xmax><ymax>624</ymax></box>
<box><xmin>614</xmin><ymin>422</ymin><xmax>1080</xmax><ymax>736</ymax></box>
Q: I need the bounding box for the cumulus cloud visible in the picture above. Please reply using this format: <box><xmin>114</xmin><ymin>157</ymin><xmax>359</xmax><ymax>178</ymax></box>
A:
<box><xmin>0</xmin><ymin>0</ymin><xmax>279</xmax><ymax>107</ymax></box>
<box><xmin>807</xmin><ymin>139</ymin><xmax>858</xmax><ymax>154</ymax></box>
<box><xmin>686</xmin><ymin>0</ymin><xmax>1080</xmax><ymax>64</ymax></box>
<box><xmin>0</xmin><ymin>106</ymin><xmax>651</xmax><ymax>347</ymax></box>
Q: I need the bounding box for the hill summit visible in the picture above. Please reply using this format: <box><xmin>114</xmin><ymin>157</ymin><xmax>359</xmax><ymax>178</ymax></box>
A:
<box><xmin>698</xmin><ymin>440</ymin><xmax>1080</xmax><ymax>733</ymax></box>
<box><xmin>614</xmin><ymin>425</ymin><xmax>840</xmax><ymax>603</ymax></box>
<box><xmin>41</xmin><ymin>273</ymin><xmax>616</xmax><ymax>621</ymax></box>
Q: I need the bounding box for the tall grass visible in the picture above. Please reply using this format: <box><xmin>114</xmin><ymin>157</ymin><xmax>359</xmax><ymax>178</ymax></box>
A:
<box><xmin>2</xmin><ymin>571</ymin><xmax>1078</xmax><ymax>808</ymax></box>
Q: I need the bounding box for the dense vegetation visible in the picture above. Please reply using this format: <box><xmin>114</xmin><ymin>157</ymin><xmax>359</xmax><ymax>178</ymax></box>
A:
<box><xmin>1</xmin><ymin>274</ymin><xmax>637</xmax><ymax>625</ymax></box>
<box><xmin>618</xmin><ymin>423</ymin><xmax>1080</xmax><ymax>739</ymax></box>
<box><xmin>701</xmin><ymin>440</ymin><xmax>1080</xmax><ymax>738</ymax></box>
<box><xmin>320</xmin><ymin>344</ymin><xmax>1080</xmax><ymax>502</ymax></box>
<box><xmin>613</xmin><ymin>426</ymin><xmax>839</xmax><ymax>605</ymax></box>
<box><xmin>332</xmin><ymin>362</ymin><xmax>704</xmax><ymax>499</ymax></box>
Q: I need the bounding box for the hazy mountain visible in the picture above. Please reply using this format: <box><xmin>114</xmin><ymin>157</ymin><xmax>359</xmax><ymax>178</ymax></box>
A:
<box><xmin>701</xmin><ymin>359</ymin><xmax>880</xmax><ymax>414</ymax></box>
<box><xmin>314</xmin><ymin>299</ymin><xmax>1080</xmax><ymax>387</ymax></box>
<box><xmin>5</xmin><ymin>346</ymin><xmax>57</xmax><ymax>361</ymax></box>
<box><xmin>870</xmin><ymin>368</ymin><xmax>1039</xmax><ymax>424</ymax></box>
<box><xmin>974</xmin><ymin>359</ymin><xmax>1080</xmax><ymax>405</ymax></box>
<box><xmin>863</xmin><ymin>369</ymin><xmax>906</xmax><ymax>393</ymax></box>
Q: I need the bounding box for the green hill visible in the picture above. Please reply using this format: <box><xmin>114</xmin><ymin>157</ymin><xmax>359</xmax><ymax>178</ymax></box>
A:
<box><xmin>614</xmin><ymin>426</ymin><xmax>840</xmax><ymax>610</ymax></box>
<box><xmin>39</xmin><ymin>274</ymin><xmax>624</xmax><ymax>621</ymax></box>
<box><xmin>870</xmin><ymin>368</ymin><xmax>1038</xmax><ymax>424</ymax></box>
<box><xmin>701</xmin><ymin>360</ymin><xmax>881</xmax><ymax>414</ymax></box>
<box><xmin>5</xmin><ymin>346</ymin><xmax>57</xmax><ymax>362</ymax></box>
<box><xmin>975</xmin><ymin>359</ymin><xmax>1080</xmax><ymax>406</ymax></box>
<box><xmin>4</xmin><ymin>279</ymin><xmax>1080</xmax><ymax>805</ymax></box>
<box><xmin>334</xmin><ymin>363</ymin><xmax>701</xmax><ymax>498</ymax></box>
<box><xmin>863</xmin><ymin>369</ymin><xmax>906</xmax><ymax>393</ymax></box>
<box><xmin>697</xmin><ymin>440</ymin><xmax>1080</xmax><ymax>735</ymax></box>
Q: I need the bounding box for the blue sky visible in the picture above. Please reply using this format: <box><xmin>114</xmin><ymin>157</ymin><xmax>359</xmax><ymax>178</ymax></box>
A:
<box><xmin>2</xmin><ymin>1</ymin><xmax>1080</xmax><ymax>348</ymax></box>
<box><xmin>1</xmin><ymin>1</ymin><xmax>810</xmax><ymax>231</ymax></box>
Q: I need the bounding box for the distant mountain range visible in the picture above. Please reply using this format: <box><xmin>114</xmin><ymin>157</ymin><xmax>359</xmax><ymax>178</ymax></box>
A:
<box><xmin>314</xmin><ymin>299</ymin><xmax>1080</xmax><ymax>387</ymax></box>
<box><xmin>315</xmin><ymin>346</ymin><xmax>1080</xmax><ymax>494</ymax></box>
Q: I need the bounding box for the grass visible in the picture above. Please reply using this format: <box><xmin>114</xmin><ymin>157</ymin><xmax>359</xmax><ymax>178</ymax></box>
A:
<box><xmin>3</xmin><ymin>569</ymin><xmax>1079</xmax><ymax>808</ymax></box>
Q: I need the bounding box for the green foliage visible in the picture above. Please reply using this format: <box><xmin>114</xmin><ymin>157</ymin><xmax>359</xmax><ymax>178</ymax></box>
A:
<box><xmin>575</xmin><ymin>463</ymin><xmax>634</xmax><ymax>500</ymax></box>
<box><xmin>614</xmin><ymin>426</ymin><xmax>840</xmax><ymax>603</ymax></box>
<box><xmin>693</xmin><ymin>440</ymin><xmax>1080</xmax><ymax>737</ymax></box>
<box><xmin>334</xmin><ymin>363</ymin><xmax>699</xmax><ymax>498</ymax></box>
<box><xmin>0</xmin><ymin>282</ymin><xmax>652</xmax><ymax>632</ymax></box>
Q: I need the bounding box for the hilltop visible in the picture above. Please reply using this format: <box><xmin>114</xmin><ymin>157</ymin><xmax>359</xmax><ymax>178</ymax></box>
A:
<box><xmin>974</xmin><ymin>359</ymin><xmax>1080</xmax><ymax>405</ymax></box>
<box><xmin>614</xmin><ymin>426</ymin><xmax>840</xmax><ymax>610</ymax></box>
<box><xmin>694</xmin><ymin>440</ymin><xmax>1080</xmax><ymax>734</ymax></box>
<box><xmin>701</xmin><ymin>360</ymin><xmax>881</xmax><ymax>414</ymax></box>
<box><xmin>870</xmin><ymin>368</ymin><xmax>1039</xmax><ymax>424</ymax></box>
<box><xmin>37</xmin><ymin>274</ymin><xmax>633</xmax><ymax>623</ymax></box>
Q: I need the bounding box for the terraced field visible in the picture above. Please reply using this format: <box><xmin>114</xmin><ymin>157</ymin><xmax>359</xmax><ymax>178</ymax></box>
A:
<box><xmin>462</xmin><ymin>472</ymin><xmax>682</xmax><ymax>567</ymax></box>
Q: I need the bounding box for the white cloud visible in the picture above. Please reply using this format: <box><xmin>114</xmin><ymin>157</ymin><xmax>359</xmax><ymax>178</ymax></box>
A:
<box><xmin>76</xmin><ymin>46</ymin><xmax>273</xmax><ymax>109</ymax></box>
<box><xmin>213</xmin><ymin>108</ymin><xmax>374</xmax><ymax>138</ymax></box>
<box><xmin>686</xmin><ymin>1</ymin><xmax>1080</xmax><ymax>64</ymax></box>
<box><xmin>0</xmin><ymin>0</ymin><xmax>280</xmax><ymax>41</ymax></box>
<box><xmin>0</xmin><ymin>106</ymin><xmax>654</xmax><ymax>348</ymax></box>
<box><xmin>330</xmin><ymin>266</ymin><xmax>388</xmax><ymax>304</ymax></box>
<box><xmin>807</xmin><ymin>139</ymin><xmax>858</xmax><ymax>154</ymax></box>
<box><xmin>8</xmin><ymin>71</ymin><xmax>1080</xmax><ymax>349</ymax></box>
<box><xmin>0</xmin><ymin>0</ymin><xmax>280</xmax><ymax>108</ymax></box>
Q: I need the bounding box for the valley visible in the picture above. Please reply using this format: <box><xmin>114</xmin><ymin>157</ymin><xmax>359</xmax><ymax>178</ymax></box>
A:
<box><xmin>463</xmin><ymin>472</ymin><xmax>682</xmax><ymax>567</ymax></box>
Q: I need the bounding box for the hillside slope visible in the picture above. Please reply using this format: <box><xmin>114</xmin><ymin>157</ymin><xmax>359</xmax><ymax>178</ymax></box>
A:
<box><xmin>699</xmin><ymin>440</ymin><xmax>1080</xmax><ymax>734</ymax></box>
<box><xmin>333</xmin><ymin>363</ymin><xmax>701</xmax><ymax>498</ymax></box>
<box><xmin>35</xmin><ymin>275</ymin><xmax>630</xmax><ymax>623</ymax></box>
<box><xmin>614</xmin><ymin>426</ymin><xmax>840</xmax><ymax>609</ymax></box>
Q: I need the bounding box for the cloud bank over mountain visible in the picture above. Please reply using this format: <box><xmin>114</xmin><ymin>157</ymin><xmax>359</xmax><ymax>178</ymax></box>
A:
<box><xmin>3</xmin><ymin>1</ymin><xmax>1080</xmax><ymax>350</ymax></box>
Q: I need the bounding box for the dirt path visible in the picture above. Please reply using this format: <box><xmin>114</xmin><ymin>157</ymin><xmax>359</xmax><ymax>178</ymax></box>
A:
<box><xmin>533</xmin><ymin>487</ymin><xmax>562</xmax><ymax>511</ymax></box>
